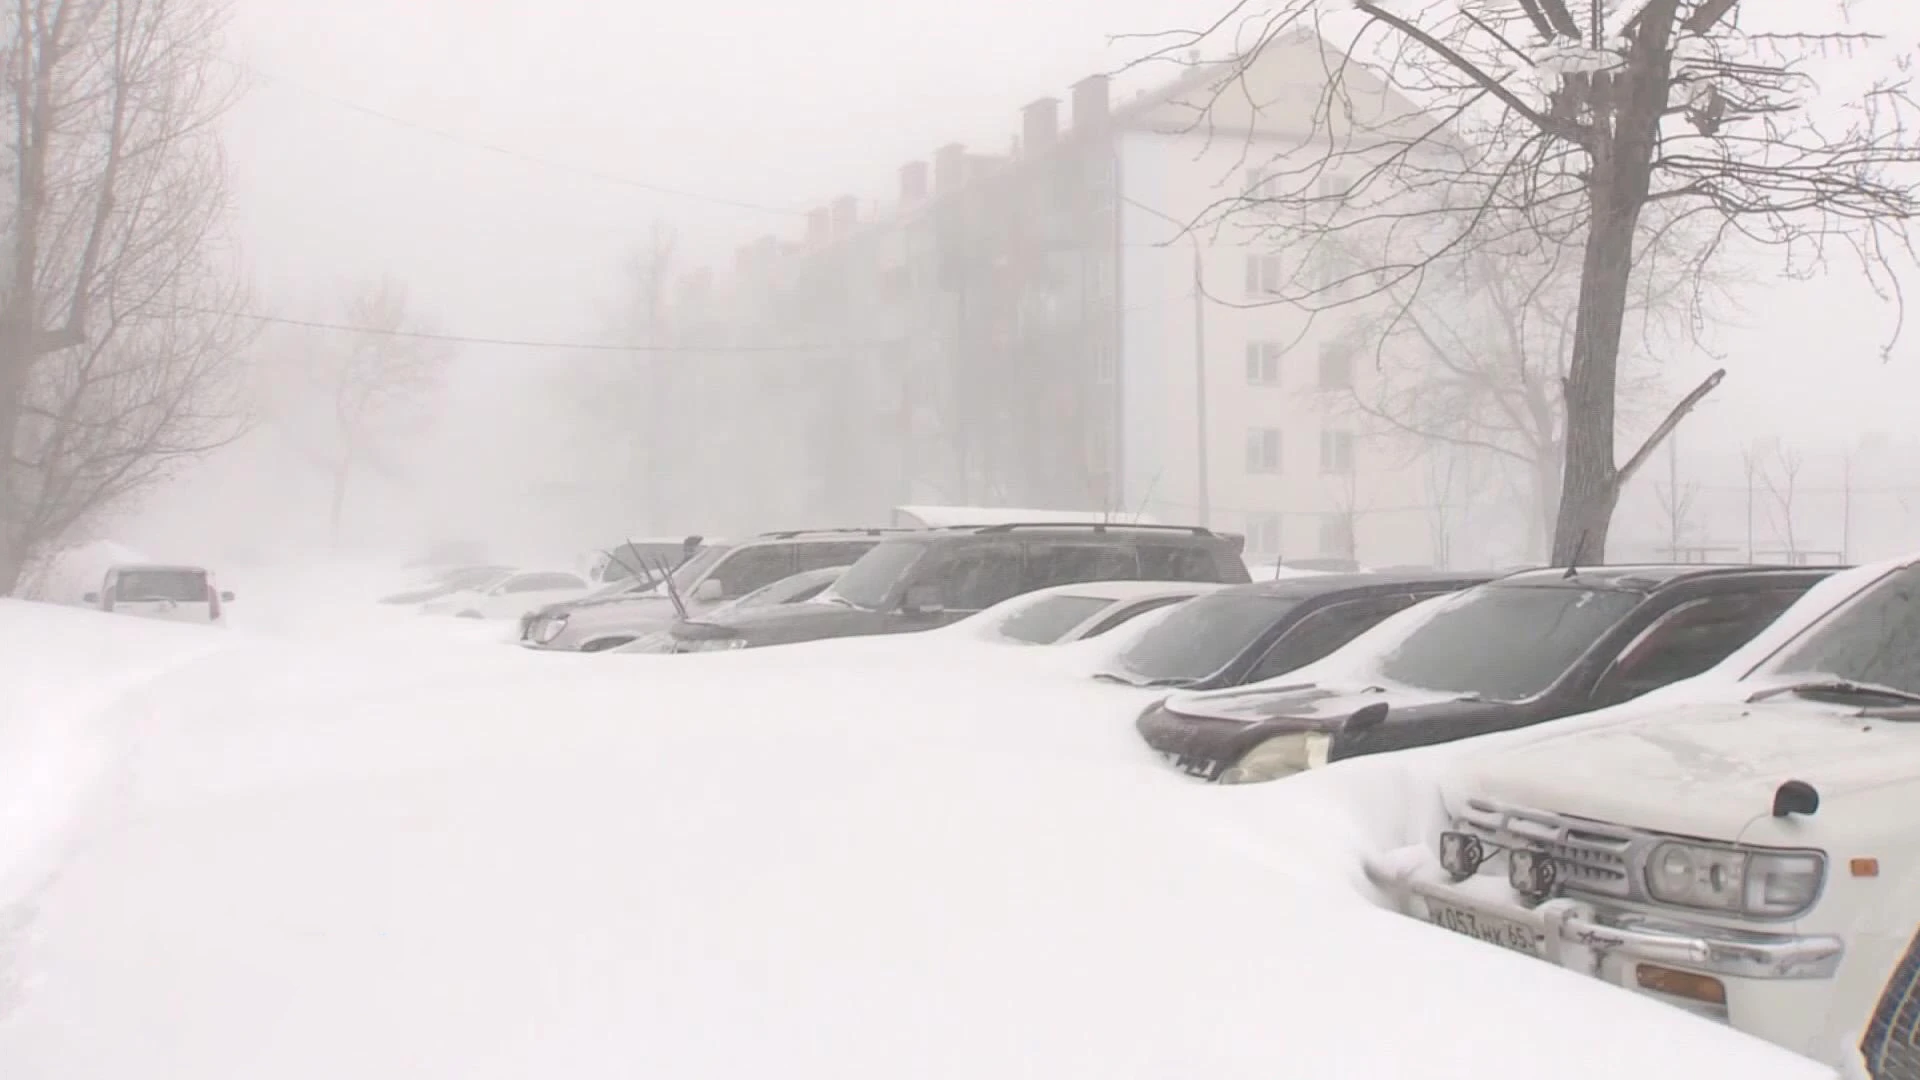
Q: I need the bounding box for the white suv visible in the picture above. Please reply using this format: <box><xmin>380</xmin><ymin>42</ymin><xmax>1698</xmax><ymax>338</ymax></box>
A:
<box><xmin>84</xmin><ymin>564</ymin><xmax>233</xmax><ymax>626</ymax></box>
<box><xmin>1366</xmin><ymin>552</ymin><xmax>1920</xmax><ymax>1076</ymax></box>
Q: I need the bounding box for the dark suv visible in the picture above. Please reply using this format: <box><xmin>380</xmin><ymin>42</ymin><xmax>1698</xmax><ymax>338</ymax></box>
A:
<box><xmin>668</xmin><ymin>522</ymin><xmax>1251</xmax><ymax>652</ymax></box>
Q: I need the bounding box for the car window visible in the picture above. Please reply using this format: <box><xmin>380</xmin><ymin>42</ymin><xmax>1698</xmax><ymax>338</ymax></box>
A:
<box><xmin>1767</xmin><ymin>563</ymin><xmax>1920</xmax><ymax>693</ymax></box>
<box><xmin>997</xmin><ymin>594</ymin><xmax>1118</xmax><ymax>644</ymax></box>
<box><xmin>1079</xmin><ymin>594</ymin><xmax>1191</xmax><ymax>640</ymax></box>
<box><xmin>1116</xmin><ymin>591</ymin><xmax>1303</xmax><ymax>683</ymax></box>
<box><xmin>1596</xmin><ymin>587</ymin><xmax>1806</xmax><ymax>701</ymax></box>
<box><xmin>113</xmin><ymin>569</ymin><xmax>207</xmax><ymax>602</ymax></box>
<box><xmin>505</xmin><ymin>573</ymin><xmax>584</xmax><ymax>593</ymax></box>
<box><xmin>1025</xmin><ymin>541</ymin><xmax>1139</xmax><ymax>589</ymax></box>
<box><xmin>796</xmin><ymin>541</ymin><xmax>877</xmax><ymax>572</ymax></box>
<box><xmin>916</xmin><ymin>542</ymin><xmax>1028</xmax><ymax>611</ymax></box>
<box><xmin>829</xmin><ymin>541</ymin><xmax>926</xmax><ymax>611</ymax></box>
<box><xmin>1139</xmin><ymin>545</ymin><xmax>1220</xmax><ymax>582</ymax></box>
<box><xmin>707</xmin><ymin>545</ymin><xmax>796</xmax><ymax>599</ymax></box>
<box><xmin>1374</xmin><ymin>584</ymin><xmax>1644</xmax><ymax>701</ymax></box>
<box><xmin>1247</xmin><ymin>595</ymin><xmax>1418</xmax><ymax>683</ymax></box>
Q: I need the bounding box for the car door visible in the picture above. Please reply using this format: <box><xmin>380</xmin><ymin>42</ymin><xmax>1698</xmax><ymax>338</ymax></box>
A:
<box><xmin>1236</xmin><ymin>594</ymin><xmax>1420</xmax><ymax>686</ymax></box>
<box><xmin>1586</xmin><ymin>587</ymin><xmax>1810</xmax><ymax>708</ymax></box>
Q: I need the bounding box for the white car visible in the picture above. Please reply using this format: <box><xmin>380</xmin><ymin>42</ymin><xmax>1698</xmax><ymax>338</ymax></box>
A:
<box><xmin>953</xmin><ymin>581</ymin><xmax>1223</xmax><ymax>646</ymax></box>
<box><xmin>83</xmin><ymin>564</ymin><xmax>233</xmax><ymax>626</ymax></box>
<box><xmin>421</xmin><ymin>570</ymin><xmax>591</xmax><ymax>620</ymax></box>
<box><xmin>1364</xmin><ymin>551</ymin><xmax>1920</xmax><ymax>1075</ymax></box>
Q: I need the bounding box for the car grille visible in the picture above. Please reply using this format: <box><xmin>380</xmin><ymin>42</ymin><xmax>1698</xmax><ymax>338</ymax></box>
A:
<box><xmin>1454</xmin><ymin>798</ymin><xmax>1635</xmax><ymax>898</ymax></box>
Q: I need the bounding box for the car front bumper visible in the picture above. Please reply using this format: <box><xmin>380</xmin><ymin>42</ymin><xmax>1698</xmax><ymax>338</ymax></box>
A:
<box><xmin>1365</xmin><ymin>847</ymin><xmax>1844</xmax><ymax>1047</ymax></box>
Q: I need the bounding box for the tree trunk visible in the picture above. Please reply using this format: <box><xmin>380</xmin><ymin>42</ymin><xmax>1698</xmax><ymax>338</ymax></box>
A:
<box><xmin>328</xmin><ymin>461</ymin><xmax>352</xmax><ymax>550</ymax></box>
<box><xmin>1548</xmin><ymin>207</ymin><xmax>1638</xmax><ymax>564</ymax></box>
<box><xmin>0</xmin><ymin>315</ymin><xmax>39</xmax><ymax>596</ymax></box>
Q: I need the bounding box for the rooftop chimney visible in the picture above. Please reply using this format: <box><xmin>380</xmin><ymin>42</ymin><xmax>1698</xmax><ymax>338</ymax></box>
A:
<box><xmin>806</xmin><ymin>207</ymin><xmax>831</xmax><ymax>246</ymax></box>
<box><xmin>831</xmin><ymin>194</ymin><xmax>858</xmax><ymax>235</ymax></box>
<box><xmin>1022</xmin><ymin>97</ymin><xmax>1060</xmax><ymax>154</ymax></box>
<box><xmin>900</xmin><ymin>160</ymin><xmax>928</xmax><ymax>202</ymax></box>
<box><xmin>933</xmin><ymin>142</ymin><xmax>966</xmax><ymax>194</ymax></box>
<box><xmin>1071</xmin><ymin>73</ymin><xmax>1111</xmax><ymax>131</ymax></box>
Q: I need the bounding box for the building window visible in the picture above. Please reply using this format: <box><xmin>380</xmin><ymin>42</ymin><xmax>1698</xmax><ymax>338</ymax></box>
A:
<box><xmin>1244</xmin><ymin>254</ymin><xmax>1283</xmax><ymax>297</ymax></box>
<box><xmin>1245</xmin><ymin>341</ymin><xmax>1282</xmax><ymax>385</ymax></box>
<box><xmin>1318</xmin><ymin>341</ymin><xmax>1354</xmax><ymax>389</ymax></box>
<box><xmin>1320</xmin><ymin>429</ymin><xmax>1355</xmax><ymax>474</ymax></box>
<box><xmin>1246</xmin><ymin>428</ymin><xmax>1282</xmax><ymax>473</ymax></box>
<box><xmin>1246</xmin><ymin>513</ymin><xmax>1283</xmax><ymax>556</ymax></box>
<box><xmin>1318</xmin><ymin>513</ymin><xmax>1355</xmax><ymax>557</ymax></box>
<box><xmin>1244</xmin><ymin>167</ymin><xmax>1277</xmax><ymax>199</ymax></box>
<box><xmin>1092</xmin><ymin>339</ymin><xmax>1116</xmax><ymax>385</ymax></box>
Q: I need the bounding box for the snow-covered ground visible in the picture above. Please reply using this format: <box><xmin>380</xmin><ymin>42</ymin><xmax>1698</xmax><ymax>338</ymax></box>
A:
<box><xmin>0</xmin><ymin>565</ymin><xmax>1835</xmax><ymax>1079</ymax></box>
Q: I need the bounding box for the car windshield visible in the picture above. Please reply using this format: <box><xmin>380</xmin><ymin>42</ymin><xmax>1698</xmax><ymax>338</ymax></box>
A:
<box><xmin>997</xmin><ymin>594</ymin><xmax>1116</xmax><ymax>645</ymax></box>
<box><xmin>1766</xmin><ymin>563</ymin><xmax>1920</xmax><ymax>694</ymax></box>
<box><xmin>823</xmin><ymin>541</ymin><xmax>926</xmax><ymax>611</ymax></box>
<box><xmin>1115</xmin><ymin>592</ymin><xmax>1301</xmax><ymax>682</ymax></box>
<box><xmin>115</xmin><ymin>569</ymin><xmax>207</xmax><ymax>602</ymax></box>
<box><xmin>601</xmin><ymin>545</ymin><xmax>685</xmax><ymax>582</ymax></box>
<box><xmin>640</xmin><ymin>545</ymin><xmax>728</xmax><ymax>597</ymax></box>
<box><xmin>1374</xmin><ymin>584</ymin><xmax>1643</xmax><ymax>701</ymax></box>
<box><xmin>708</xmin><ymin>569</ymin><xmax>840</xmax><ymax>617</ymax></box>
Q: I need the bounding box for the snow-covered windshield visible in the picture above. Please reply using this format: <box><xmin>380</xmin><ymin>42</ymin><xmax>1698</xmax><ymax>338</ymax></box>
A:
<box><xmin>824</xmin><ymin>541</ymin><xmax>925</xmax><ymax>611</ymax></box>
<box><xmin>644</xmin><ymin>545</ymin><xmax>728</xmax><ymax>597</ymax></box>
<box><xmin>996</xmin><ymin>594</ymin><xmax>1114</xmax><ymax>644</ymax></box>
<box><xmin>1767</xmin><ymin>562</ymin><xmax>1920</xmax><ymax>694</ymax></box>
<box><xmin>1375</xmin><ymin>585</ymin><xmax>1641</xmax><ymax>701</ymax></box>
<box><xmin>1115</xmin><ymin>592</ymin><xmax>1299</xmax><ymax>682</ymax></box>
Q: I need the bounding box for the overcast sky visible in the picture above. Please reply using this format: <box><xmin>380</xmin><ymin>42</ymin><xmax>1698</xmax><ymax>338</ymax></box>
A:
<box><xmin>137</xmin><ymin>0</ymin><xmax>1920</xmax><ymax>559</ymax></box>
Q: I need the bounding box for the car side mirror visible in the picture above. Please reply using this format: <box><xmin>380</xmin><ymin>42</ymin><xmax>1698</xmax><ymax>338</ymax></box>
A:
<box><xmin>82</xmin><ymin>592</ymin><xmax>99</xmax><ymax>604</ymax></box>
<box><xmin>220</xmin><ymin>591</ymin><xmax>235</xmax><ymax>602</ymax></box>
<box><xmin>902</xmin><ymin>585</ymin><xmax>945</xmax><ymax>614</ymax></box>
<box><xmin>693</xmin><ymin>579</ymin><xmax>724</xmax><ymax>602</ymax></box>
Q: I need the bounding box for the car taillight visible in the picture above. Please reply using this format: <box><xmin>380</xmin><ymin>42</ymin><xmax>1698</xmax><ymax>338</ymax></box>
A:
<box><xmin>207</xmin><ymin>583</ymin><xmax>222</xmax><ymax>620</ymax></box>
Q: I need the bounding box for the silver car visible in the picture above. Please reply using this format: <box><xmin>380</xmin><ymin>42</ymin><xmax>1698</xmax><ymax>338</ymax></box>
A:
<box><xmin>519</xmin><ymin>530</ymin><xmax>899</xmax><ymax>652</ymax></box>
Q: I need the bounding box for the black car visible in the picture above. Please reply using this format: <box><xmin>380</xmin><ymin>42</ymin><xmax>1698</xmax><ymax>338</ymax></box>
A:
<box><xmin>1096</xmin><ymin>571</ymin><xmax>1497</xmax><ymax>691</ymax></box>
<box><xmin>1137</xmin><ymin>564</ymin><xmax>1842</xmax><ymax>785</ymax></box>
<box><xmin>668</xmin><ymin>522</ymin><xmax>1251</xmax><ymax>652</ymax></box>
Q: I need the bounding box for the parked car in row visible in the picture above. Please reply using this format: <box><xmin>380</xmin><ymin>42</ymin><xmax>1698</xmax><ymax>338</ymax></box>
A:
<box><xmin>421</xmin><ymin>570</ymin><xmax>591</xmax><ymax>620</ymax></box>
<box><xmin>614</xmin><ymin>565</ymin><xmax>851</xmax><ymax>653</ymax></box>
<box><xmin>1362</xmin><ymin>552</ymin><xmax>1918</xmax><ymax>1076</ymax></box>
<box><xmin>84</xmin><ymin>564</ymin><xmax>234</xmax><ymax>626</ymax></box>
<box><xmin>1097</xmin><ymin>571</ymin><xmax>1495</xmax><ymax>691</ymax></box>
<box><xmin>961</xmin><ymin>580</ymin><xmax>1221</xmax><ymax>647</ymax></box>
<box><xmin>582</xmin><ymin>537</ymin><xmax>703</xmax><ymax>585</ymax></box>
<box><xmin>662</xmin><ymin>522</ymin><xmax>1251</xmax><ymax>653</ymax></box>
<box><xmin>1136</xmin><ymin>563</ymin><xmax>1837</xmax><ymax>784</ymax></box>
<box><xmin>378</xmin><ymin>565</ymin><xmax>513</xmax><ymax>606</ymax></box>
<box><xmin>523</xmin><ymin>529</ymin><xmax>905</xmax><ymax>652</ymax></box>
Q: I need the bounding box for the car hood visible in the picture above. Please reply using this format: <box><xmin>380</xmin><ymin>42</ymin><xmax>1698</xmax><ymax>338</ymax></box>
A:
<box><xmin>691</xmin><ymin>601</ymin><xmax>895</xmax><ymax>645</ymax></box>
<box><xmin>1162</xmin><ymin>681</ymin><xmax>1465</xmax><ymax>726</ymax></box>
<box><xmin>1458</xmin><ymin>697</ymin><xmax>1920</xmax><ymax>838</ymax></box>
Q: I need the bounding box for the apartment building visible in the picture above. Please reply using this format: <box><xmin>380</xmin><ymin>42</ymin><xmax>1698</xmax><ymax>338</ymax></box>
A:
<box><xmin>665</xmin><ymin>35</ymin><xmax>1443</xmax><ymax>565</ymax></box>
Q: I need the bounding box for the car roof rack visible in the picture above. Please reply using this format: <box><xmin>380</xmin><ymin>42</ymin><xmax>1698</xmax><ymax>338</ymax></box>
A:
<box><xmin>754</xmin><ymin>527</ymin><xmax>916</xmax><ymax>540</ymax></box>
<box><xmin>961</xmin><ymin>522</ymin><xmax>1220</xmax><ymax>537</ymax></box>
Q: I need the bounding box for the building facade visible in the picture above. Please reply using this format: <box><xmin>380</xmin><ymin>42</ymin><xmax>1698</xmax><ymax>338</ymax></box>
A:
<box><xmin>658</xmin><ymin>35</ymin><xmax>1443</xmax><ymax>566</ymax></box>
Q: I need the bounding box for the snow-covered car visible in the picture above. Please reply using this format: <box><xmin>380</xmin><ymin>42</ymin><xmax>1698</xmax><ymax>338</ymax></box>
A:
<box><xmin>83</xmin><ymin>564</ymin><xmax>234</xmax><ymax>626</ymax></box>
<box><xmin>1363</xmin><ymin>551</ymin><xmax>1920</xmax><ymax>1073</ymax></box>
<box><xmin>621</xmin><ymin>565</ymin><xmax>850</xmax><ymax>654</ymax></box>
<box><xmin>951</xmin><ymin>580</ymin><xmax>1223</xmax><ymax>646</ymax></box>
<box><xmin>1096</xmin><ymin>570</ymin><xmax>1492</xmax><ymax>691</ymax></box>
<box><xmin>1137</xmin><ymin>563</ymin><xmax>1834</xmax><ymax>785</ymax></box>
<box><xmin>420</xmin><ymin>570</ymin><xmax>590</xmax><ymax>620</ymax></box>
<box><xmin>378</xmin><ymin>565</ymin><xmax>513</xmax><ymax>606</ymax></box>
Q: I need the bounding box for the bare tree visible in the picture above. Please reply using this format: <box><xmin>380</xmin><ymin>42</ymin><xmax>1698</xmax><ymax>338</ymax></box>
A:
<box><xmin>1147</xmin><ymin>0</ymin><xmax>1919</xmax><ymax>563</ymax></box>
<box><xmin>0</xmin><ymin>0</ymin><xmax>249</xmax><ymax>593</ymax></box>
<box><xmin>1339</xmin><ymin>239</ymin><xmax>1693</xmax><ymax>555</ymax></box>
<box><xmin>1757</xmin><ymin>438</ymin><xmax>1804</xmax><ymax>560</ymax></box>
<box><xmin>1651</xmin><ymin>468</ymin><xmax>1700</xmax><ymax>559</ymax></box>
<box><xmin>281</xmin><ymin>279</ymin><xmax>450</xmax><ymax>545</ymax></box>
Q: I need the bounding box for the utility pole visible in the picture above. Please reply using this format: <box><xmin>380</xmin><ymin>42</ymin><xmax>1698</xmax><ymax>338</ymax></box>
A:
<box><xmin>1191</xmin><ymin>243</ymin><xmax>1210</xmax><ymax>528</ymax></box>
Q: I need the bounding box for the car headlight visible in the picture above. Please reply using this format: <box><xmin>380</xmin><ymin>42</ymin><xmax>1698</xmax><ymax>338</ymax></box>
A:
<box><xmin>533</xmin><ymin>614</ymin><xmax>567</xmax><ymax>644</ymax></box>
<box><xmin>1217</xmin><ymin>733</ymin><xmax>1330</xmax><ymax>785</ymax></box>
<box><xmin>1644</xmin><ymin>841</ymin><xmax>1824</xmax><ymax>918</ymax></box>
<box><xmin>679</xmin><ymin>636</ymin><xmax>747</xmax><ymax>653</ymax></box>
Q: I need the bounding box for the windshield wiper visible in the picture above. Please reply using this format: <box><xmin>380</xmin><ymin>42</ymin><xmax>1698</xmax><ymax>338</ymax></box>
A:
<box><xmin>1091</xmin><ymin>671</ymin><xmax>1139</xmax><ymax>686</ymax></box>
<box><xmin>1748</xmin><ymin>678</ymin><xmax>1920</xmax><ymax>707</ymax></box>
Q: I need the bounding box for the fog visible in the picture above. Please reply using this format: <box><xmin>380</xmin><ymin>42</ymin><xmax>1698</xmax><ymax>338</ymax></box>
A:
<box><xmin>96</xmin><ymin>0</ymin><xmax>1920</xmax><ymax>573</ymax></box>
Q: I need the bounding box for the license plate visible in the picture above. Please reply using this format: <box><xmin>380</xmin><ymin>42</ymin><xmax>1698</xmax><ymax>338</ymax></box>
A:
<box><xmin>1423</xmin><ymin>899</ymin><xmax>1544</xmax><ymax>957</ymax></box>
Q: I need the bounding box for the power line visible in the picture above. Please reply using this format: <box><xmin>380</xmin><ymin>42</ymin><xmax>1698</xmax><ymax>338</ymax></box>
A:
<box><xmin>225</xmin><ymin>58</ymin><xmax>810</xmax><ymax>218</ymax></box>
